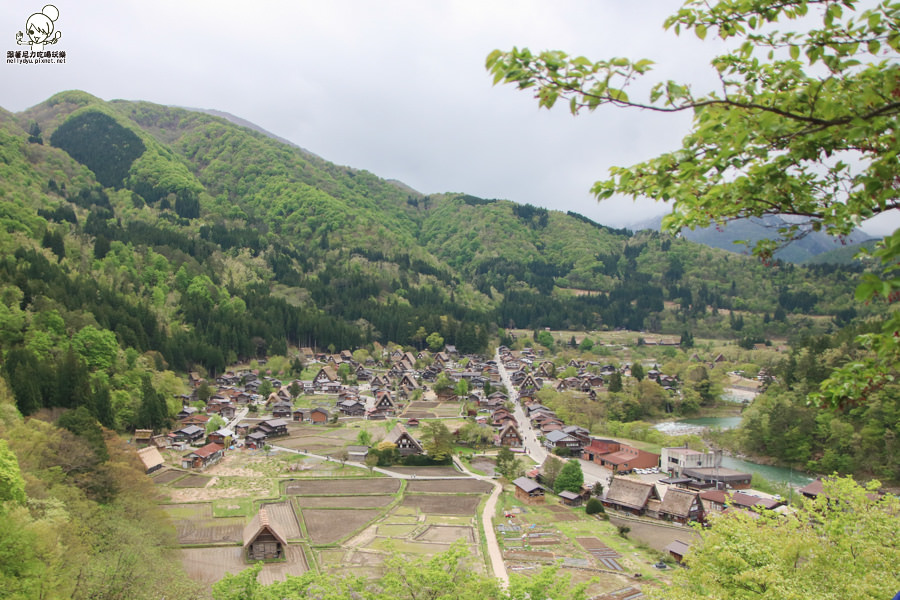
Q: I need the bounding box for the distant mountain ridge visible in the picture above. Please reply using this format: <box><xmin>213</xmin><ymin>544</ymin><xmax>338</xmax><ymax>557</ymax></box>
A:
<box><xmin>630</xmin><ymin>214</ymin><xmax>875</xmax><ymax>264</ymax></box>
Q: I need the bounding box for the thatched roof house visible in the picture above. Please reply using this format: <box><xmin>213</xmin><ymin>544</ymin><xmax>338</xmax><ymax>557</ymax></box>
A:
<box><xmin>137</xmin><ymin>446</ymin><xmax>165</xmax><ymax>474</ymax></box>
<box><xmin>658</xmin><ymin>487</ymin><xmax>704</xmax><ymax>523</ymax></box>
<box><xmin>384</xmin><ymin>424</ymin><xmax>423</xmax><ymax>456</ymax></box>
<box><xmin>603</xmin><ymin>476</ymin><xmax>660</xmax><ymax>515</ymax></box>
<box><xmin>243</xmin><ymin>508</ymin><xmax>289</xmax><ymax>562</ymax></box>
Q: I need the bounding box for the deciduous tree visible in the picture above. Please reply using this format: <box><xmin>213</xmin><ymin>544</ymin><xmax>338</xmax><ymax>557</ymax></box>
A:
<box><xmin>487</xmin><ymin>0</ymin><xmax>900</xmax><ymax>411</ymax></box>
<box><xmin>554</xmin><ymin>459</ymin><xmax>584</xmax><ymax>494</ymax></box>
<box><xmin>658</xmin><ymin>476</ymin><xmax>899</xmax><ymax>600</ymax></box>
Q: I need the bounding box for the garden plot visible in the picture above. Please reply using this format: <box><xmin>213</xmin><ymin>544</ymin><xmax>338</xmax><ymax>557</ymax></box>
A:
<box><xmin>407</xmin><ymin>401</ymin><xmax>440</xmax><ymax>409</ymax></box>
<box><xmin>367</xmin><ymin>538</ymin><xmax>454</xmax><ymax>555</ymax></box>
<box><xmin>172</xmin><ymin>475</ymin><xmax>213</xmax><ymax>488</ymax></box>
<box><xmin>152</xmin><ymin>469</ymin><xmax>185</xmax><ymax>484</ymax></box>
<box><xmin>577</xmin><ymin>537</ymin><xmax>624</xmax><ymax>571</ymax></box>
<box><xmin>415</xmin><ymin>525</ymin><xmax>475</xmax><ymax>543</ymax></box>
<box><xmin>295</xmin><ymin>495</ymin><xmax>395</xmax><ymax>508</ymax></box>
<box><xmin>545</xmin><ymin>505</ymin><xmax>579</xmax><ymax>521</ymax></box>
<box><xmin>276</xmin><ymin>435</ymin><xmax>347</xmax><ymax>455</ymax></box>
<box><xmin>301</xmin><ymin>508</ymin><xmax>383</xmax><ymax>544</ymax></box>
<box><xmin>257</xmin><ymin>545</ymin><xmax>310</xmax><ymax>585</ymax></box>
<box><xmin>400</xmin><ymin>494</ymin><xmax>481</xmax><ymax>515</ymax></box>
<box><xmin>286</xmin><ymin>478</ymin><xmax>400</xmax><ymax>495</ymax></box>
<box><xmin>406</xmin><ymin>479</ymin><xmax>492</xmax><ymax>493</ymax></box>
<box><xmin>181</xmin><ymin>544</ymin><xmax>308</xmax><ymax>587</ymax></box>
<box><xmin>383</xmin><ymin>466</ymin><xmax>467</xmax><ymax>478</ymax></box>
<box><xmin>401</xmin><ymin>410</ymin><xmax>436</xmax><ymax>419</ymax></box>
<box><xmin>164</xmin><ymin>503</ymin><xmax>244</xmax><ymax>545</ymax></box>
<box><xmin>470</xmin><ymin>458</ymin><xmax>497</xmax><ymax>477</ymax></box>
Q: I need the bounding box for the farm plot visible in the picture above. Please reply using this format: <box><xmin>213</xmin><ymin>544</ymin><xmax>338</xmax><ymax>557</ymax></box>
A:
<box><xmin>432</xmin><ymin>403</ymin><xmax>464</xmax><ymax>418</ymax></box>
<box><xmin>383</xmin><ymin>466</ymin><xmax>467</xmax><ymax>478</ymax></box>
<box><xmin>275</xmin><ymin>435</ymin><xmax>347</xmax><ymax>455</ymax></box>
<box><xmin>286</xmin><ymin>478</ymin><xmax>400</xmax><ymax>495</ymax></box>
<box><xmin>172</xmin><ymin>475</ymin><xmax>213</xmax><ymax>488</ymax></box>
<box><xmin>368</xmin><ymin>538</ymin><xmax>454</xmax><ymax>556</ymax></box>
<box><xmin>181</xmin><ymin>544</ymin><xmax>308</xmax><ymax>587</ymax></box>
<box><xmin>577</xmin><ymin>537</ymin><xmax>625</xmax><ymax>571</ymax></box>
<box><xmin>301</xmin><ymin>508</ymin><xmax>383</xmax><ymax>544</ymax></box>
<box><xmin>295</xmin><ymin>495</ymin><xmax>394</xmax><ymax>508</ymax></box>
<box><xmin>164</xmin><ymin>503</ymin><xmax>244</xmax><ymax>545</ymax></box>
<box><xmin>545</xmin><ymin>505</ymin><xmax>579</xmax><ymax>521</ymax></box>
<box><xmin>257</xmin><ymin>545</ymin><xmax>310</xmax><ymax>585</ymax></box>
<box><xmin>415</xmin><ymin>525</ymin><xmax>475</xmax><ymax>543</ymax></box>
<box><xmin>406</xmin><ymin>479</ymin><xmax>492</xmax><ymax>493</ymax></box>
<box><xmin>401</xmin><ymin>410</ymin><xmax>436</xmax><ymax>419</ymax></box>
<box><xmin>406</xmin><ymin>401</ymin><xmax>440</xmax><ymax>409</ymax></box>
<box><xmin>400</xmin><ymin>494</ymin><xmax>481</xmax><ymax>515</ymax></box>
<box><xmin>152</xmin><ymin>469</ymin><xmax>185</xmax><ymax>484</ymax></box>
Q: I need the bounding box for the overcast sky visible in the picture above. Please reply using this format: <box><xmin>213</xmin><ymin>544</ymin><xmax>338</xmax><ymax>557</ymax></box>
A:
<box><xmin>2</xmin><ymin>1</ymin><xmax>895</xmax><ymax>234</ymax></box>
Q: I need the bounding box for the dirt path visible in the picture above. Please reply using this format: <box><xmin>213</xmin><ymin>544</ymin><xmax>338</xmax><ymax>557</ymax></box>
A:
<box><xmin>453</xmin><ymin>456</ymin><xmax>509</xmax><ymax>586</ymax></box>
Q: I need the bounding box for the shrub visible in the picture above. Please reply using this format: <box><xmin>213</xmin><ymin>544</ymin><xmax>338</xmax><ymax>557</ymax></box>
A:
<box><xmin>585</xmin><ymin>498</ymin><xmax>604</xmax><ymax>515</ymax></box>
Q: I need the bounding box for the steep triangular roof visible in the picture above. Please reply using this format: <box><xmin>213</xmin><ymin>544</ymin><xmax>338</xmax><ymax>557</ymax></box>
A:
<box><xmin>384</xmin><ymin>424</ymin><xmax>423</xmax><ymax>453</ymax></box>
<box><xmin>659</xmin><ymin>487</ymin><xmax>701</xmax><ymax>518</ymax></box>
<box><xmin>137</xmin><ymin>446</ymin><xmax>164</xmax><ymax>471</ymax></box>
<box><xmin>242</xmin><ymin>507</ymin><xmax>289</xmax><ymax>548</ymax></box>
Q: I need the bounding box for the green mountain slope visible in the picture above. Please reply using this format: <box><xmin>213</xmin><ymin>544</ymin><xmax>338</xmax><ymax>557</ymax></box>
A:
<box><xmin>0</xmin><ymin>91</ymin><xmax>875</xmax><ymax>387</ymax></box>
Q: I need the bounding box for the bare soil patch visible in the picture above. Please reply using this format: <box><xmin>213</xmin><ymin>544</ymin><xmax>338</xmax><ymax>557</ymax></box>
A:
<box><xmin>153</xmin><ymin>469</ymin><xmax>185</xmax><ymax>484</ymax></box>
<box><xmin>181</xmin><ymin>544</ymin><xmax>308</xmax><ymax>587</ymax></box>
<box><xmin>470</xmin><ymin>458</ymin><xmax>497</xmax><ymax>477</ymax></box>
<box><xmin>406</xmin><ymin>479</ymin><xmax>492</xmax><ymax>493</ymax></box>
<box><xmin>545</xmin><ymin>505</ymin><xmax>579</xmax><ymax>521</ymax></box>
<box><xmin>400</xmin><ymin>494</ymin><xmax>481</xmax><ymax>515</ymax></box>
<box><xmin>173</xmin><ymin>475</ymin><xmax>213</xmax><ymax>488</ymax></box>
<box><xmin>295</xmin><ymin>495</ymin><xmax>394</xmax><ymax>508</ymax></box>
<box><xmin>286</xmin><ymin>478</ymin><xmax>400</xmax><ymax>495</ymax></box>
<box><xmin>257</xmin><ymin>545</ymin><xmax>310</xmax><ymax>585</ymax></box>
<box><xmin>181</xmin><ymin>546</ymin><xmax>246</xmax><ymax>585</ymax></box>
<box><xmin>302</xmin><ymin>508</ymin><xmax>382</xmax><ymax>544</ymax></box>
<box><xmin>503</xmin><ymin>549</ymin><xmax>555</xmax><ymax>562</ymax></box>
<box><xmin>400</xmin><ymin>411</ymin><xmax>436</xmax><ymax>419</ymax></box>
<box><xmin>176</xmin><ymin>518</ymin><xmax>244</xmax><ymax>545</ymax></box>
<box><xmin>407</xmin><ymin>401</ymin><xmax>440</xmax><ymax>409</ymax></box>
<box><xmin>382</xmin><ymin>466</ymin><xmax>466</xmax><ymax>478</ymax></box>
<box><xmin>415</xmin><ymin>525</ymin><xmax>475</xmax><ymax>543</ymax></box>
<box><xmin>608</xmin><ymin>516</ymin><xmax>700</xmax><ymax>553</ymax></box>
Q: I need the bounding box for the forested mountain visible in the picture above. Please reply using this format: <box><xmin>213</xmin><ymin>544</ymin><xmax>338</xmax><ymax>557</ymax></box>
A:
<box><xmin>0</xmin><ymin>91</ymin><xmax>878</xmax><ymax>423</ymax></box>
<box><xmin>631</xmin><ymin>213</ymin><xmax>876</xmax><ymax>264</ymax></box>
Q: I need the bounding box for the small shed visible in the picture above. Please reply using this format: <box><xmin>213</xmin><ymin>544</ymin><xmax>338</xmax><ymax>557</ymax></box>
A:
<box><xmin>242</xmin><ymin>508</ymin><xmax>288</xmax><ymax>562</ymax></box>
<box><xmin>512</xmin><ymin>476</ymin><xmax>545</xmax><ymax>504</ymax></box>
<box><xmin>310</xmin><ymin>407</ymin><xmax>330</xmax><ymax>424</ymax></box>
<box><xmin>559</xmin><ymin>490</ymin><xmax>582</xmax><ymax>507</ymax></box>
<box><xmin>347</xmin><ymin>445</ymin><xmax>369</xmax><ymax>461</ymax></box>
<box><xmin>664</xmin><ymin>539</ymin><xmax>692</xmax><ymax>563</ymax></box>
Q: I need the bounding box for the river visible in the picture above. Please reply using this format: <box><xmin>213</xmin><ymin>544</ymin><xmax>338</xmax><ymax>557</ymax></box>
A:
<box><xmin>654</xmin><ymin>415</ymin><xmax>815</xmax><ymax>488</ymax></box>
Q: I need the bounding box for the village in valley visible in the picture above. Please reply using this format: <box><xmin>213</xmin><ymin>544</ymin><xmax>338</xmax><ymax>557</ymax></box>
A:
<box><xmin>135</xmin><ymin>335</ymin><xmax>817</xmax><ymax>599</ymax></box>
